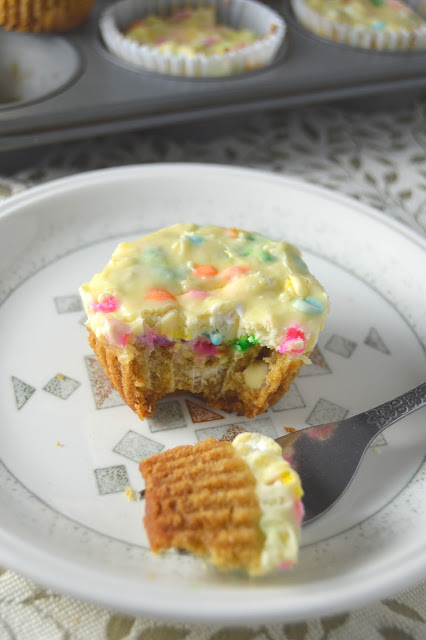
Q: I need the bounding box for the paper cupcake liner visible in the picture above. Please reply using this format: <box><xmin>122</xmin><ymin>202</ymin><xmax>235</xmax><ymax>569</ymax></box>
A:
<box><xmin>291</xmin><ymin>0</ymin><xmax>426</xmax><ymax>51</ymax></box>
<box><xmin>99</xmin><ymin>0</ymin><xmax>286</xmax><ymax>77</ymax></box>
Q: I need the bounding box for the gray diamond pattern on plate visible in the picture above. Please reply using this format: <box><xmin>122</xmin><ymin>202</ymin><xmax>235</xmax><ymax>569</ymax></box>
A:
<box><xmin>12</xmin><ymin>376</ymin><xmax>36</xmax><ymax>409</ymax></box>
<box><xmin>271</xmin><ymin>382</ymin><xmax>305</xmax><ymax>412</ymax></box>
<box><xmin>365</xmin><ymin>327</ymin><xmax>390</xmax><ymax>355</ymax></box>
<box><xmin>43</xmin><ymin>374</ymin><xmax>80</xmax><ymax>399</ymax></box>
<box><xmin>369</xmin><ymin>433</ymin><xmax>387</xmax><ymax>447</ymax></box>
<box><xmin>298</xmin><ymin>345</ymin><xmax>331</xmax><ymax>377</ymax></box>
<box><xmin>114</xmin><ymin>430</ymin><xmax>164</xmax><ymax>462</ymax></box>
<box><xmin>148</xmin><ymin>400</ymin><xmax>186</xmax><ymax>432</ymax></box>
<box><xmin>196</xmin><ymin>416</ymin><xmax>277</xmax><ymax>442</ymax></box>
<box><xmin>54</xmin><ymin>294</ymin><xmax>83</xmax><ymax>314</ymax></box>
<box><xmin>325</xmin><ymin>334</ymin><xmax>357</xmax><ymax>358</ymax></box>
<box><xmin>94</xmin><ymin>465</ymin><xmax>129</xmax><ymax>495</ymax></box>
<box><xmin>85</xmin><ymin>355</ymin><xmax>124</xmax><ymax>409</ymax></box>
<box><xmin>307</xmin><ymin>398</ymin><xmax>348</xmax><ymax>426</ymax></box>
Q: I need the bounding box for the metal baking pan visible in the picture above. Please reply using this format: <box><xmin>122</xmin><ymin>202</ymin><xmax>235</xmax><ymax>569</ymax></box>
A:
<box><xmin>0</xmin><ymin>0</ymin><xmax>425</xmax><ymax>152</ymax></box>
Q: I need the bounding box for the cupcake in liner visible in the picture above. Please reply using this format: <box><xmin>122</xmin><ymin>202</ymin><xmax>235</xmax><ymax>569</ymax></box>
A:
<box><xmin>0</xmin><ymin>0</ymin><xmax>95</xmax><ymax>32</ymax></box>
<box><xmin>99</xmin><ymin>0</ymin><xmax>286</xmax><ymax>77</ymax></box>
<box><xmin>291</xmin><ymin>0</ymin><xmax>426</xmax><ymax>51</ymax></box>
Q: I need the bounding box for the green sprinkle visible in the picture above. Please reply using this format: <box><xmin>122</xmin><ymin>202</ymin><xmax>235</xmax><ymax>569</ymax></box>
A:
<box><xmin>232</xmin><ymin>335</ymin><xmax>259</xmax><ymax>352</ymax></box>
<box><xmin>141</xmin><ymin>247</ymin><xmax>168</xmax><ymax>266</ymax></box>
<box><xmin>260</xmin><ymin>250</ymin><xmax>277</xmax><ymax>263</ymax></box>
<box><xmin>370</xmin><ymin>0</ymin><xmax>383</xmax><ymax>5</ymax></box>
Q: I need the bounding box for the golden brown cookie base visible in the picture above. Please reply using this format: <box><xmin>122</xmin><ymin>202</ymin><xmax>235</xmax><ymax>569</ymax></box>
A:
<box><xmin>140</xmin><ymin>438</ymin><xmax>264</xmax><ymax>573</ymax></box>
<box><xmin>0</xmin><ymin>0</ymin><xmax>94</xmax><ymax>32</ymax></box>
<box><xmin>88</xmin><ymin>329</ymin><xmax>305</xmax><ymax>419</ymax></box>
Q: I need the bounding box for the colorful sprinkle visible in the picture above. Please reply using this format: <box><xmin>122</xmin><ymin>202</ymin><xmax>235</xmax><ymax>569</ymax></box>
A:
<box><xmin>260</xmin><ymin>250</ymin><xmax>277</xmax><ymax>263</ymax></box>
<box><xmin>372</xmin><ymin>20</ymin><xmax>385</xmax><ymax>29</ymax></box>
<box><xmin>277</xmin><ymin>560</ymin><xmax>294</xmax><ymax>571</ymax></box>
<box><xmin>91</xmin><ymin>294</ymin><xmax>119</xmax><ymax>313</ymax></box>
<box><xmin>238</xmin><ymin>245</ymin><xmax>252</xmax><ymax>257</ymax></box>
<box><xmin>193</xmin><ymin>339</ymin><xmax>217</xmax><ymax>356</ymax></box>
<box><xmin>232</xmin><ymin>335</ymin><xmax>258</xmax><ymax>352</ymax></box>
<box><xmin>192</xmin><ymin>264</ymin><xmax>218</xmax><ymax>278</ymax></box>
<box><xmin>142</xmin><ymin>247</ymin><xmax>168</xmax><ymax>266</ymax></box>
<box><xmin>188</xmin><ymin>234</ymin><xmax>203</xmax><ymax>243</ymax></box>
<box><xmin>121</xmin><ymin>332</ymin><xmax>131</xmax><ymax>347</ymax></box>
<box><xmin>277</xmin><ymin>327</ymin><xmax>306</xmax><ymax>355</ymax></box>
<box><xmin>225</xmin><ymin>227</ymin><xmax>238</xmax><ymax>237</ymax></box>
<box><xmin>292</xmin><ymin>297</ymin><xmax>323</xmax><ymax>316</ymax></box>
<box><xmin>145</xmin><ymin>288</ymin><xmax>176</xmax><ymax>302</ymax></box>
<box><xmin>209</xmin><ymin>329</ymin><xmax>222</xmax><ymax>345</ymax></box>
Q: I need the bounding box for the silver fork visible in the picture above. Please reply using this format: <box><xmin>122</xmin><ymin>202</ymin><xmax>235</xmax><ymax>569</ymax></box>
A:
<box><xmin>275</xmin><ymin>382</ymin><xmax>426</xmax><ymax>525</ymax></box>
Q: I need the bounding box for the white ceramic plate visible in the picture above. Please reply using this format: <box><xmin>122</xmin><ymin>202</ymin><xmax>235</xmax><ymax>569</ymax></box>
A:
<box><xmin>0</xmin><ymin>164</ymin><xmax>425</xmax><ymax>624</ymax></box>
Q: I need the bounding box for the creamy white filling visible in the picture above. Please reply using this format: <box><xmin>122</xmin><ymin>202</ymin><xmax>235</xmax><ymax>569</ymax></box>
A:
<box><xmin>232</xmin><ymin>432</ymin><xmax>303</xmax><ymax>574</ymax></box>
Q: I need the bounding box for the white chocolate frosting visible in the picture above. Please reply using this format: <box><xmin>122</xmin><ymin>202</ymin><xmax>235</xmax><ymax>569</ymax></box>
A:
<box><xmin>80</xmin><ymin>223</ymin><xmax>328</xmax><ymax>357</ymax></box>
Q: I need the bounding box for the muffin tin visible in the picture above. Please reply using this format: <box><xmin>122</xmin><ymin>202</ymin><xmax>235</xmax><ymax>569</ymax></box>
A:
<box><xmin>0</xmin><ymin>0</ymin><xmax>425</xmax><ymax>152</ymax></box>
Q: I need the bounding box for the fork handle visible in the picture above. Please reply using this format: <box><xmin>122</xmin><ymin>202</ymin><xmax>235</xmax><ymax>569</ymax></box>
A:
<box><xmin>364</xmin><ymin>382</ymin><xmax>426</xmax><ymax>433</ymax></box>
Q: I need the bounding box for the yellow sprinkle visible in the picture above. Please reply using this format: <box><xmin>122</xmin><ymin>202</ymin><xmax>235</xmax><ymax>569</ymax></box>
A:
<box><xmin>57</xmin><ymin>373</ymin><xmax>64</xmax><ymax>380</ymax></box>
<box><xmin>125</xmin><ymin>487</ymin><xmax>137</xmax><ymax>501</ymax></box>
<box><xmin>281</xmin><ymin>470</ymin><xmax>293</xmax><ymax>484</ymax></box>
<box><xmin>285</xmin><ymin>278</ymin><xmax>295</xmax><ymax>295</ymax></box>
<box><xmin>56</xmin><ymin>441</ymin><xmax>63</xmax><ymax>447</ymax></box>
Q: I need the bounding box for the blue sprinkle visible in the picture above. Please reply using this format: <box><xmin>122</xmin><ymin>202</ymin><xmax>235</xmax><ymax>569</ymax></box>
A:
<box><xmin>188</xmin><ymin>235</ymin><xmax>203</xmax><ymax>243</ymax></box>
<box><xmin>209</xmin><ymin>330</ymin><xmax>222</xmax><ymax>345</ymax></box>
<box><xmin>292</xmin><ymin>297</ymin><xmax>323</xmax><ymax>315</ymax></box>
<box><xmin>372</xmin><ymin>20</ymin><xmax>385</xmax><ymax>30</ymax></box>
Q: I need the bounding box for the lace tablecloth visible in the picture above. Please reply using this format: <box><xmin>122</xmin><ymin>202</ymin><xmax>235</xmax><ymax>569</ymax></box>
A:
<box><xmin>0</xmin><ymin>98</ymin><xmax>425</xmax><ymax>640</ymax></box>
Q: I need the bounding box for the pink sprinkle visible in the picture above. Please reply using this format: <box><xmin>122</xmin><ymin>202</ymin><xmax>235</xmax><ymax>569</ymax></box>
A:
<box><xmin>277</xmin><ymin>326</ymin><xmax>306</xmax><ymax>355</ymax></box>
<box><xmin>193</xmin><ymin>339</ymin><xmax>217</xmax><ymax>356</ymax></box>
<box><xmin>121</xmin><ymin>333</ymin><xmax>131</xmax><ymax>347</ymax></box>
<box><xmin>277</xmin><ymin>561</ymin><xmax>294</xmax><ymax>571</ymax></box>
<box><xmin>184</xmin><ymin>289</ymin><xmax>211</xmax><ymax>299</ymax></box>
<box><xmin>296</xmin><ymin>499</ymin><xmax>305</xmax><ymax>524</ymax></box>
<box><xmin>91</xmin><ymin>294</ymin><xmax>119</xmax><ymax>314</ymax></box>
<box><xmin>105</xmin><ymin>320</ymin><xmax>131</xmax><ymax>348</ymax></box>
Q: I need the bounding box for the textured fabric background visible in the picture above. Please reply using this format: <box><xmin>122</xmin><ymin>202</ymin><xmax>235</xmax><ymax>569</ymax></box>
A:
<box><xmin>0</xmin><ymin>97</ymin><xmax>425</xmax><ymax>639</ymax></box>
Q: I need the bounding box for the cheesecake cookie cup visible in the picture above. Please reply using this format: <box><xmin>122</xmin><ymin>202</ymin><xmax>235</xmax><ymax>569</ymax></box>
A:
<box><xmin>99</xmin><ymin>0</ymin><xmax>286</xmax><ymax>76</ymax></box>
<box><xmin>291</xmin><ymin>0</ymin><xmax>426</xmax><ymax>51</ymax></box>
<box><xmin>80</xmin><ymin>223</ymin><xmax>329</xmax><ymax>420</ymax></box>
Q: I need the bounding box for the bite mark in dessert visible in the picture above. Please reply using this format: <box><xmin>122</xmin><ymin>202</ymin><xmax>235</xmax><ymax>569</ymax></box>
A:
<box><xmin>140</xmin><ymin>433</ymin><xmax>304</xmax><ymax>575</ymax></box>
<box><xmin>80</xmin><ymin>223</ymin><xmax>328</xmax><ymax>419</ymax></box>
